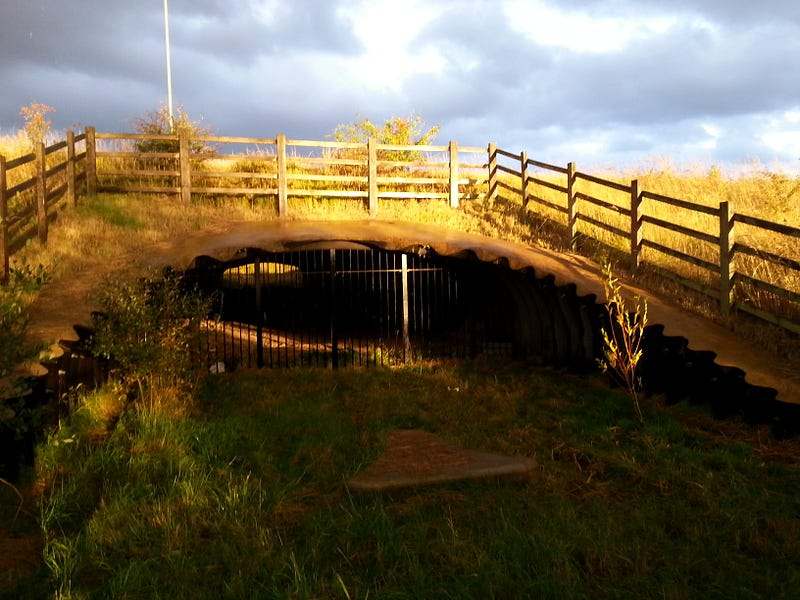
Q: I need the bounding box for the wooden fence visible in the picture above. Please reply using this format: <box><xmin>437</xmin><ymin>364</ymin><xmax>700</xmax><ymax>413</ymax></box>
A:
<box><xmin>0</xmin><ymin>130</ymin><xmax>88</xmax><ymax>280</ymax></box>
<box><xmin>1</xmin><ymin>127</ymin><xmax>798</xmax><ymax>336</ymax></box>
<box><xmin>90</xmin><ymin>130</ymin><xmax>489</xmax><ymax>215</ymax></box>
<box><xmin>489</xmin><ymin>148</ymin><xmax>800</xmax><ymax>334</ymax></box>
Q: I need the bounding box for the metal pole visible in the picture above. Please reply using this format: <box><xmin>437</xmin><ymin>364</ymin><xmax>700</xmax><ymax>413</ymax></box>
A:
<box><xmin>163</xmin><ymin>0</ymin><xmax>175</xmax><ymax>131</ymax></box>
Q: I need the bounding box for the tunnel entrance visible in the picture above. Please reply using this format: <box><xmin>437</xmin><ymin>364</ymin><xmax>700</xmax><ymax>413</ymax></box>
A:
<box><xmin>183</xmin><ymin>244</ymin><xmax>601</xmax><ymax>370</ymax></box>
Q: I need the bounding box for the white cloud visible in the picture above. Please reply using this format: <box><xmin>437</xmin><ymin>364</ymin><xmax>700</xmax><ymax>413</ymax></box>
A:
<box><xmin>337</xmin><ymin>0</ymin><xmax>446</xmax><ymax>93</ymax></box>
<box><xmin>699</xmin><ymin>123</ymin><xmax>721</xmax><ymax>150</ymax></box>
<box><xmin>501</xmin><ymin>0</ymin><xmax>678</xmax><ymax>54</ymax></box>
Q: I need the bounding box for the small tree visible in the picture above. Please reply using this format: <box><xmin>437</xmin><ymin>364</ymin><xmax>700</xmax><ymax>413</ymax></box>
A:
<box><xmin>19</xmin><ymin>102</ymin><xmax>55</xmax><ymax>148</ymax></box>
<box><xmin>598</xmin><ymin>263</ymin><xmax>648</xmax><ymax>423</ymax></box>
<box><xmin>130</xmin><ymin>105</ymin><xmax>213</xmax><ymax>154</ymax></box>
<box><xmin>331</xmin><ymin>112</ymin><xmax>440</xmax><ymax>162</ymax></box>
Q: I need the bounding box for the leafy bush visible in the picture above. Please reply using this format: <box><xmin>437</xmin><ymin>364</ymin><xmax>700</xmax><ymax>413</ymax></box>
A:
<box><xmin>331</xmin><ymin>112</ymin><xmax>440</xmax><ymax>162</ymax></box>
<box><xmin>1</xmin><ymin>264</ymin><xmax>50</xmax><ymax>479</ymax></box>
<box><xmin>0</xmin><ymin>264</ymin><xmax>50</xmax><ymax>399</ymax></box>
<box><xmin>130</xmin><ymin>104</ymin><xmax>214</xmax><ymax>155</ymax></box>
<box><xmin>91</xmin><ymin>270</ymin><xmax>210</xmax><ymax>398</ymax></box>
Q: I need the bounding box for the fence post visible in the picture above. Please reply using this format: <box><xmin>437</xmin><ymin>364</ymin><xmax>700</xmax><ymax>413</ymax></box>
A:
<box><xmin>719</xmin><ymin>200</ymin><xmax>735</xmax><ymax>317</ymax></box>
<box><xmin>36</xmin><ymin>141</ymin><xmax>48</xmax><ymax>243</ymax></box>
<box><xmin>520</xmin><ymin>151</ymin><xmax>529</xmax><ymax>208</ymax></box>
<box><xmin>487</xmin><ymin>142</ymin><xmax>497</xmax><ymax>202</ymax></box>
<box><xmin>368</xmin><ymin>137</ymin><xmax>378</xmax><ymax>215</ymax></box>
<box><xmin>276</xmin><ymin>133</ymin><xmax>288</xmax><ymax>217</ymax></box>
<box><xmin>0</xmin><ymin>155</ymin><xmax>8</xmax><ymax>283</ymax></box>
<box><xmin>179</xmin><ymin>129</ymin><xmax>191</xmax><ymax>204</ymax></box>
<box><xmin>630</xmin><ymin>179</ymin><xmax>642</xmax><ymax>276</ymax></box>
<box><xmin>449</xmin><ymin>140</ymin><xmax>459</xmax><ymax>208</ymax></box>
<box><xmin>567</xmin><ymin>162</ymin><xmax>577</xmax><ymax>250</ymax></box>
<box><xmin>85</xmin><ymin>126</ymin><xmax>96</xmax><ymax>195</ymax></box>
<box><xmin>66</xmin><ymin>130</ymin><xmax>76</xmax><ymax>206</ymax></box>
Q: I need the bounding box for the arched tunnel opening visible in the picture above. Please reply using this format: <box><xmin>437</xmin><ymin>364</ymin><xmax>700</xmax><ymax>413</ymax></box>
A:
<box><xmin>181</xmin><ymin>244</ymin><xmax>604</xmax><ymax>370</ymax></box>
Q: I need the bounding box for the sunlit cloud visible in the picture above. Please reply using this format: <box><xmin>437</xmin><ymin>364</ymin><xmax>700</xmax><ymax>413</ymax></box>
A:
<box><xmin>336</xmin><ymin>0</ymin><xmax>446</xmax><ymax>93</ymax></box>
<box><xmin>699</xmin><ymin>123</ymin><xmax>721</xmax><ymax>149</ymax></box>
<box><xmin>501</xmin><ymin>0</ymin><xmax>678</xmax><ymax>54</ymax></box>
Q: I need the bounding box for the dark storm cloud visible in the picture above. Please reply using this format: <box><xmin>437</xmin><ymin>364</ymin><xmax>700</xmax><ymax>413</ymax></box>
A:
<box><xmin>168</xmin><ymin>0</ymin><xmax>360</xmax><ymax>63</ymax></box>
<box><xmin>0</xmin><ymin>1</ymin><xmax>798</xmax><ymax>171</ymax></box>
<box><xmin>551</xmin><ymin>20</ymin><xmax>800</xmax><ymax>127</ymax></box>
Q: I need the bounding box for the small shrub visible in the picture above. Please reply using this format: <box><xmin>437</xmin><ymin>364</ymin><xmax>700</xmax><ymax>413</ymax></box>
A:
<box><xmin>0</xmin><ymin>264</ymin><xmax>50</xmax><ymax>399</ymax></box>
<box><xmin>0</xmin><ymin>264</ymin><xmax>50</xmax><ymax>476</ymax></box>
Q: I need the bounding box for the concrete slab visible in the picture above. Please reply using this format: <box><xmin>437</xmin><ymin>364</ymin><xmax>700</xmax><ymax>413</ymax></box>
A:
<box><xmin>348</xmin><ymin>430</ymin><xmax>537</xmax><ymax>491</ymax></box>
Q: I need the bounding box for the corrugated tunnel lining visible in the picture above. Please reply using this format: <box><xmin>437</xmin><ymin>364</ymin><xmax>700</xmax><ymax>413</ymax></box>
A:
<box><xmin>184</xmin><ymin>245</ymin><xmax>604</xmax><ymax>369</ymax></box>
<box><xmin>24</xmin><ymin>220</ymin><xmax>799</xmax><ymax>406</ymax></box>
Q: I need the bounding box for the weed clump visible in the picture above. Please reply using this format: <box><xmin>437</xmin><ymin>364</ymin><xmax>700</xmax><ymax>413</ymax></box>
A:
<box><xmin>598</xmin><ymin>263</ymin><xmax>648</xmax><ymax>422</ymax></box>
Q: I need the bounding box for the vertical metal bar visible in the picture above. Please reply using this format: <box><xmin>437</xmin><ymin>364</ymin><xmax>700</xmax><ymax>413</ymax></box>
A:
<box><xmin>330</xmin><ymin>248</ymin><xmax>338</xmax><ymax>369</ymax></box>
<box><xmin>317</xmin><ymin>249</ymin><xmax>325</xmax><ymax>366</ymax></box>
<box><xmin>353</xmin><ymin>249</ymin><xmax>360</xmax><ymax>366</ymax></box>
<box><xmin>238</xmin><ymin>266</ymin><xmax>246</xmax><ymax>368</ymax></box>
<box><xmin>255</xmin><ymin>257</ymin><xmax>264</xmax><ymax>368</ymax></box>
<box><xmin>377</xmin><ymin>251</ymin><xmax>386</xmax><ymax>365</ymax></box>
<box><xmin>402</xmin><ymin>253</ymin><xmax>410</xmax><ymax>362</ymax></box>
<box><xmin>345</xmin><ymin>250</ymin><xmax>352</xmax><ymax>367</ymax></box>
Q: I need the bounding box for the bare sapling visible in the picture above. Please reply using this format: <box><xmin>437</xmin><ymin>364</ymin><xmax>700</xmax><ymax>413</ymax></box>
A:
<box><xmin>598</xmin><ymin>263</ymin><xmax>648</xmax><ymax>422</ymax></box>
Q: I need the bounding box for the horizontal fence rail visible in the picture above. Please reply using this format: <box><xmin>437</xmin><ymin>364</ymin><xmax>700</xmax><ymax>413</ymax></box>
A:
<box><xmin>1</xmin><ymin>126</ymin><xmax>797</xmax><ymax>337</ymax></box>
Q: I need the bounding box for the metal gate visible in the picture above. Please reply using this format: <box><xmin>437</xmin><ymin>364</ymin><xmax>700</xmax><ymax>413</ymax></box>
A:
<box><xmin>194</xmin><ymin>247</ymin><xmax>484</xmax><ymax>369</ymax></box>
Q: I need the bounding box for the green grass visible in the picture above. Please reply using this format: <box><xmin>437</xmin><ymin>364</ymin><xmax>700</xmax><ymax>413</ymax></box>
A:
<box><xmin>21</xmin><ymin>360</ymin><xmax>800</xmax><ymax>598</ymax></box>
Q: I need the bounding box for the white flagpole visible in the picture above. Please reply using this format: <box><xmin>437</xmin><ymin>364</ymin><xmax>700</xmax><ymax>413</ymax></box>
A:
<box><xmin>164</xmin><ymin>0</ymin><xmax>175</xmax><ymax>131</ymax></box>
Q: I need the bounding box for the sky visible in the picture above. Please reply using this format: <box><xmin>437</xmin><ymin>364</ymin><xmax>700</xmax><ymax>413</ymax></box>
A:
<box><xmin>1</xmin><ymin>0</ymin><xmax>799</xmax><ymax>174</ymax></box>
